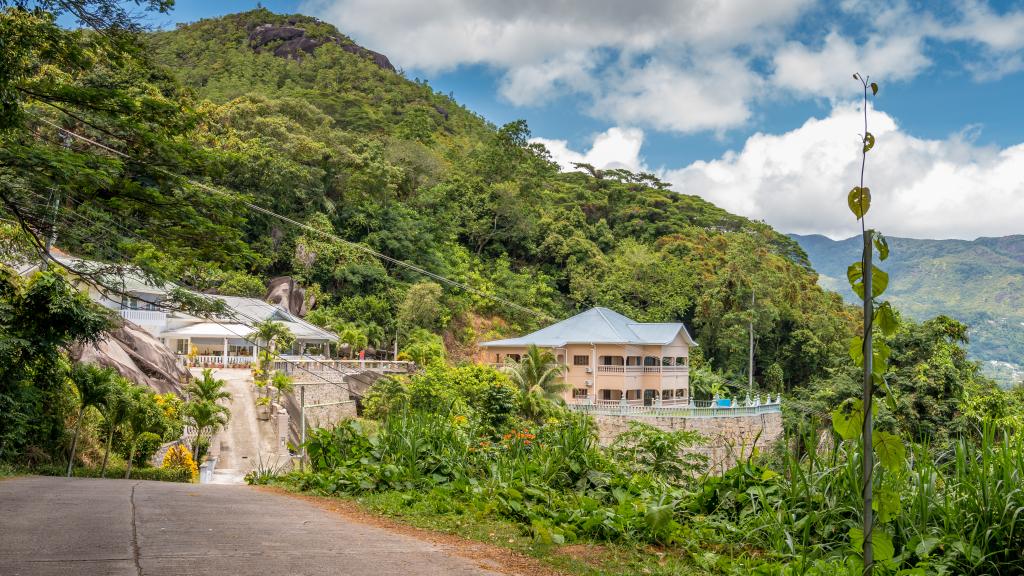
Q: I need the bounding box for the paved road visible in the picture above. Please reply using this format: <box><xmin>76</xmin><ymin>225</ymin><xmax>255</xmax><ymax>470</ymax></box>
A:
<box><xmin>195</xmin><ymin>368</ymin><xmax>283</xmax><ymax>484</ymax></box>
<box><xmin>0</xmin><ymin>476</ymin><xmax>499</xmax><ymax>576</ymax></box>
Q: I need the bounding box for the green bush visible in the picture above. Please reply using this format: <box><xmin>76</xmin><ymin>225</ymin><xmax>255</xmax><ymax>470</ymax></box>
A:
<box><xmin>33</xmin><ymin>463</ymin><xmax>193</xmax><ymax>483</ymax></box>
<box><xmin>122</xmin><ymin>432</ymin><xmax>163</xmax><ymax>468</ymax></box>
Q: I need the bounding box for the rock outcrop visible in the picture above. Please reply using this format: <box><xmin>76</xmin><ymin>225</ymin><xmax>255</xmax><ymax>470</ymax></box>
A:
<box><xmin>265</xmin><ymin>276</ymin><xmax>312</xmax><ymax>317</ymax></box>
<box><xmin>247</xmin><ymin>22</ymin><xmax>396</xmax><ymax>71</ymax></box>
<box><xmin>72</xmin><ymin>321</ymin><xmax>189</xmax><ymax>394</ymax></box>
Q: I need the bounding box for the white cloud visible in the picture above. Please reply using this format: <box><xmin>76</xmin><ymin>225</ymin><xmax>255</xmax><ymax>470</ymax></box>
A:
<box><xmin>593</xmin><ymin>56</ymin><xmax>760</xmax><ymax>133</ymax></box>
<box><xmin>300</xmin><ymin>0</ymin><xmax>807</xmax><ymax>131</ymax></box>
<box><xmin>532</xmin><ymin>127</ymin><xmax>646</xmax><ymax>172</ymax></box>
<box><xmin>545</xmin><ymin>108</ymin><xmax>1024</xmax><ymax>240</ymax></box>
<box><xmin>772</xmin><ymin>31</ymin><xmax>930</xmax><ymax>98</ymax></box>
<box><xmin>302</xmin><ymin>0</ymin><xmax>1024</xmax><ymax>134</ymax></box>
<box><xmin>662</xmin><ymin>104</ymin><xmax>1024</xmax><ymax>239</ymax></box>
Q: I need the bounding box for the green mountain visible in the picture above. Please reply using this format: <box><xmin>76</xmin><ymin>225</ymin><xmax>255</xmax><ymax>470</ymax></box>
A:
<box><xmin>792</xmin><ymin>233</ymin><xmax>1024</xmax><ymax>385</ymax></box>
<box><xmin>4</xmin><ymin>8</ymin><xmax>856</xmax><ymax>390</ymax></box>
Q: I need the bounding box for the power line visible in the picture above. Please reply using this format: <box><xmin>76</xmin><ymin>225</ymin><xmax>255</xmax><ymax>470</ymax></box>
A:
<box><xmin>28</xmin><ymin>115</ymin><xmax>551</xmax><ymax>321</ymax></box>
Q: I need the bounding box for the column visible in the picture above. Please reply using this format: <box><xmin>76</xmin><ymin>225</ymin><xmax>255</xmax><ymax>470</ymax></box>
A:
<box><xmin>222</xmin><ymin>337</ymin><xmax>229</xmax><ymax>367</ymax></box>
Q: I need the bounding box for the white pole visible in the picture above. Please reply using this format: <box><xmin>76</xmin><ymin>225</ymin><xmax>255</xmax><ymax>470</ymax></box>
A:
<box><xmin>299</xmin><ymin>385</ymin><xmax>306</xmax><ymax>473</ymax></box>
<box><xmin>222</xmin><ymin>337</ymin><xmax>229</xmax><ymax>368</ymax></box>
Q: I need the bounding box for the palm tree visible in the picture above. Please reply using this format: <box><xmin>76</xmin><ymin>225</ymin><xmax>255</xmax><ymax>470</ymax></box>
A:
<box><xmin>253</xmin><ymin>319</ymin><xmax>295</xmax><ymax>356</ymax></box>
<box><xmin>123</xmin><ymin>388</ymin><xmax>167</xmax><ymax>479</ymax></box>
<box><xmin>184</xmin><ymin>400</ymin><xmax>230</xmax><ymax>461</ymax></box>
<box><xmin>185</xmin><ymin>369</ymin><xmax>232</xmax><ymax>404</ymax></box>
<box><xmin>66</xmin><ymin>363</ymin><xmax>116</xmax><ymax>477</ymax></box>
<box><xmin>503</xmin><ymin>345</ymin><xmax>569</xmax><ymax>401</ymax></box>
<box><xmin>98</xmin><ymin>377</ymin><xmax>134</xmax><ymax>477</ymax></box>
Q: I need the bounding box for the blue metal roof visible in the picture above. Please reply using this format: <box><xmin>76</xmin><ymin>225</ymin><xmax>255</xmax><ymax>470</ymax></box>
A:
<box><xmin>481</xmin><ymin>307</ymin><xmax>696</xmax><ymax>347</ymax></box>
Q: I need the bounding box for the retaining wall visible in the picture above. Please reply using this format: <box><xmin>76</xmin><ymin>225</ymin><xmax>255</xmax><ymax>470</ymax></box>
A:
<box><xmin>590</xmin><ymin>412</ymin><xmax>784</xmax><ymax>474</ymax></box>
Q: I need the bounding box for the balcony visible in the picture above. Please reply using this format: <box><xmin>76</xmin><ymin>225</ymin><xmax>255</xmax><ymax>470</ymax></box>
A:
<box><xmin>119</xmin><ymin>308</ymin><xmax>166</xmax><ymax>325</ymax></box>
<box><xmin>595</xmin><ymin>365</ymin><xmax>688</xmax><ymax>374</ymax></box>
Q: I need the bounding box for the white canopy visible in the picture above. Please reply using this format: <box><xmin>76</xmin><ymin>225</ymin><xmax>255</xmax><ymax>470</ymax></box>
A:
<box><xmin>161</xmin><ymin>323</ymin><xmax>254</xmax><ymax>339</ymax></box>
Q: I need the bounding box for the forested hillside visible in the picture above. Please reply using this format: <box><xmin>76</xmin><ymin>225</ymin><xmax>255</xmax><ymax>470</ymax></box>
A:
<box><xmin>793</xmin><ymin>233</ymin><xmax>1024</xmax><ymax>385</ymax></box>
<box><xmin>74</xmin><ymin>9</ymin><xmax>852</xmax><ymax>389</ymax></box>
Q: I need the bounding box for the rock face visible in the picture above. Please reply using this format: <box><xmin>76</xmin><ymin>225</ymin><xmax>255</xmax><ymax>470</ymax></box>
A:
<box><xmin>265</xmin><ymin>276</ymin><xmax>312</xmax><ymax>317</ymax></box>
<box><xmin>72</xmin><ymin>321</ymin><xmax>189</xmax><ymax>394</ymax></box>
<box><xmin>247</xmin><ymin>22</ymin><xmax>396</xmax><ymax>71</ymax></box>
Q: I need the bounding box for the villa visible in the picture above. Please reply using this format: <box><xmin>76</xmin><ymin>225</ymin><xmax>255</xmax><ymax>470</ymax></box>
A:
<box><xmin>18</xmin><ymin>253</ymin><xmax>337</xmax><ymax>366</ymax></box>
<box><xmin>479</xmin><ymin>307</ymin><xmax>695</xmax><ymax>406</ymax></box>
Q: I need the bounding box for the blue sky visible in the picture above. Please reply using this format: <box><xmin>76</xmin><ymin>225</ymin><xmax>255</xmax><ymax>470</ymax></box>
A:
<box><xmin>138</xmin><ymin>0</ymin><xmax>1024</xmax><ymax>240</ymax></box>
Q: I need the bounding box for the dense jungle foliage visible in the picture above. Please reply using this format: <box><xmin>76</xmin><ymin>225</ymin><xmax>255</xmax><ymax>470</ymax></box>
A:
<box><xmin>271</xmin><ymin>361</ymin><xmax>1024</xmax><ymax>575</ymax></box>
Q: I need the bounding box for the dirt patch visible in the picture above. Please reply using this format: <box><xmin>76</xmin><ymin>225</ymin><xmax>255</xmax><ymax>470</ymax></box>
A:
<box><xmin>259</xmin><ymin>486</ymin><xmax>567</xmax><ymax>576</ymax></box>
<box><xmin>558</xmin><ymin>543</ymin><xmax>614</xmax><ymax>568</ymax></box>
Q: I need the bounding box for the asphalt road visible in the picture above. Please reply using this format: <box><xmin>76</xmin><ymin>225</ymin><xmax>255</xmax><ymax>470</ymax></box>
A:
<box><xmin>0</xmin><ymin>476</ymin><xmax>500</xmax><ymax>576</ymax></box>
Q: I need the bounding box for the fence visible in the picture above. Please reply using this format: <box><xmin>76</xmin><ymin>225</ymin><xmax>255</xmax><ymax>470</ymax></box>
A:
<box><xmin>568</xmin><ymin>395</ymin><xmax>782</xmax><ymax>418</ymax></box>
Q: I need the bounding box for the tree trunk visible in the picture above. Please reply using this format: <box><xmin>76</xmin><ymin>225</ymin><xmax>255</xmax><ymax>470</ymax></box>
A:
<box><xmin>100</xmin><ymin>425</ymin><xmax>114</xmax><ymax>477</ymax></box>
<box><xmin>125</xmin><ymin>441</ymin><xmax>135</xmax><ymax>479</ymax></box>
<box><xmin>66</xmin><ymin>405</ymin><xmax>86</xmax><ymax>477</ymax></box>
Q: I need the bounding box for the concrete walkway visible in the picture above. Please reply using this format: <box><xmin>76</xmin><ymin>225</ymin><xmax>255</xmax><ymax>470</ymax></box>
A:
<box><xmin>194</xmin><ymin>368</ymin><xmax>283</xmax><ymax>484</ymax></box>
<box><xmin>0</xmin><ymin>476</ymin><xmax>500</xmax><ymax>575</ymax></box>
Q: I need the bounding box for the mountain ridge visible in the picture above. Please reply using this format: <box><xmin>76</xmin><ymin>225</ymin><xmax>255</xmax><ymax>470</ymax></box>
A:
<box><xmin>792</xmin><ymin>232</ymin><xmax>1024</xmax><ymax>385</ymax></box>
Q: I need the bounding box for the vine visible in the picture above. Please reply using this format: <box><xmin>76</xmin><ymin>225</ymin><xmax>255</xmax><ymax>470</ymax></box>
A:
<box><xmin>831</xmin><ymin>74</ymin><xmax>904</xmax><ymax>575</ymax></box>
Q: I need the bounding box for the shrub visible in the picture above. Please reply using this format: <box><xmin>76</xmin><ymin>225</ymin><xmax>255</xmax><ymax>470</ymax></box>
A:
<box><xmin>162</xmin><ymin>444</ymin><xmax>198</xmax><ymax>481</ymax></box>
<box><xmin>34</xmin><ymin>463</ymin><xmax>192</xmax><ymax>482</ymax></box>
<box><xmin>126</xmin><ymin>432</ymin><xmax>163</xmax><ymax>468</ymax></box>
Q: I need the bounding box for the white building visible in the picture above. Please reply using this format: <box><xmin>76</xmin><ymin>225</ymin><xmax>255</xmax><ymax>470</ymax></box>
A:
<box><xmin>18</xmin><ymin>254</ymin><xmax>337</xmax><ymax>366</ymax></box>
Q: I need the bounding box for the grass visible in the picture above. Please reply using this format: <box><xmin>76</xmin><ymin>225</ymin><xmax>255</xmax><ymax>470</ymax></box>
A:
<box><xmin>271</xmin><ymin>481</ymin><xmax>712</xmax><ymax>576</ymax></box>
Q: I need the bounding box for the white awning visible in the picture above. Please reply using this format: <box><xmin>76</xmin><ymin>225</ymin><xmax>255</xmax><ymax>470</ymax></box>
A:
<box><xmin>161</xmin><ymin>323</ymin><xmax>254</xmax><ymax>339</ymax></box>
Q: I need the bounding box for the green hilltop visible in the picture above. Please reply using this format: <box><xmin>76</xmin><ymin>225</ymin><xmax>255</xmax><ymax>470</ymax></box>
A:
<box><xmin>135</xmin><ymin>10</ymin><xmax>849</xmax><ymax>385</ymax></box>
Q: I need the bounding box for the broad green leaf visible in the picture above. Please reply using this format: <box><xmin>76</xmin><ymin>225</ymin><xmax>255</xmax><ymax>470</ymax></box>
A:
<box><xmin>863</xmin><ymin>132</ymin><xmax>875</xmax><ymax>153</ymax></box>
<box><xmin>849</xmin><ymin>336</ymin><xmax>864</xmax><ymax>365</ymax></box>
<box><xmin>850</xmin><ymin>527</ymin><xmax>895</xmax><ymax>562</ymax></box>
<box><xmin>848</xmin><ymin>187</ymin><xmax>871</xmax><ymax>219</ymax></box>
<box><xmin>872</xmin><ymin>487</ymin><xmax>901</xmax><ymax>523</ymax></box>
<box><xmin>873</xmin><ymin>267</ymin><xmax>889</xmax><ymax>297</ymax></box>
<box><xmin>872</xmin><ymin>340</ymin><xmax>892</xmax><ymax>376</ymax></box>
<box><xmin>832</xmin><ymin>398</ymin><xmax>864</xmax><ymax>441</ymax></box>
<box><xmin>848</xmin><ymin>262</ymin><xmax>889</xmax><ymax>300</ymax></box>
<box><xmin>645</xmin><ymin>504</ymin><xmax>674</xmax><ymax>531</ymax></box>
<box><xmin>873</xmin><ymin>231</ymin><xmax>889</xmax><ymax>261</ymax></box>
<box><xmin>873</xmin><ymin>431</ymin><xmax>906</xmax><ymax>469</ymax></box>
<box><xmin>875</xmin><ymin>302</ymin><xmax>898</xmax><ymax>336</ymax></box>
<box><xmin>915</xmin><ymin>537</ymin><xmax>941</xmax><ymax>558</ymax></box>
<box><xmin>870</xmin><ymin>82</ymin><xmax>879</xmax><ymax>95</ymax></box>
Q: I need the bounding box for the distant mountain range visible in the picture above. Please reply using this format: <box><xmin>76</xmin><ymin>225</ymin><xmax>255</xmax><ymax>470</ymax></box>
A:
<box><xmin>792</xmin><ymin>233</ymin><xmax>1024</xmax><ymax>386</ymax></box>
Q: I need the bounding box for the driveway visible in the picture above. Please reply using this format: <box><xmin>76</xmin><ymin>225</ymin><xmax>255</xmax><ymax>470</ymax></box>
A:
<box><xmin>0</xmin><ymin>476</ymin><xmax>500</xmax><ymax>576</ymax></box>
<box><xmin>193</xmin><ymin>368</ymin><xmax>283</xmax><ymax>484</ymax></box>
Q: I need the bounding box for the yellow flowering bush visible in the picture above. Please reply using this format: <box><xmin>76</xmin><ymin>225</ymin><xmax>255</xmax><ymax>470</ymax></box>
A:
<box><xmin>162</xmin><ymin>444</ymin><xmax>198</xmax><ymax>482</ymax></box>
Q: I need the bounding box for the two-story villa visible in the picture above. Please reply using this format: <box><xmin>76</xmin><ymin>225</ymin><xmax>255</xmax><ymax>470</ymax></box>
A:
<box><xmin>480</xmin><ymin>307</ymin><xmax>695</xmax><ymax>406</ymax></box>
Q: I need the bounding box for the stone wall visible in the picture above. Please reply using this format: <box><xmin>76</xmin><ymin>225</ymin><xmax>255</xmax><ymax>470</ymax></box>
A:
<box><xmin>590</xmin><ymin>412</ymin><xmax>784</xmax><ymax>474</ymax></box>
<box><xmin>280</xmin><ymin>381</ymin><xmax>357</xmax><ymax>447</ymax></box>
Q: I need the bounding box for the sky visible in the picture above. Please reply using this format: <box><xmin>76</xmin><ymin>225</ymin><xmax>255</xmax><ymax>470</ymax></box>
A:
<box><xmin>139</xmin><ymin>0</ymin><xmax>1024</xmax><ymax>240</ymax></box>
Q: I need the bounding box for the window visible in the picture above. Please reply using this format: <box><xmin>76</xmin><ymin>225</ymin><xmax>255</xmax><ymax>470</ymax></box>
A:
<box><xmin>600</xmin><ymin>356</ymin><xmax>624</xmax><ymax>366</ymax></box>
<box><xmin>557</xmin><ymin>354</ymin><xmax>565</xmax><ymax>364</ymax></box>
<box><xmin>572</xmin><ymin>388</ymin><xmax>588</xmax><ymax>398</ymax></box>
<box><xmin>626</xmin><ymin>356</ymin><xmax>642</xmax><ymax>366</ymax></box>
<box><xmin>573</xmin><ymin>355</ymin><xmax>590</xmax><ymax>366</ymax></box>
<box><xmin>507</xmin><ymin>354</ymin><xmax>521</xmax><ymax>362</ymax></box>
<box><xmin>643</xmin><ymin>356</ymin><xmax>659</xmax><ymax>366</ymax></box>
<box><xmin>676</xmin><ymin>357</ymin><xmax>686</xmax><ymax>366</ymax></box>
<box><xmin>601</xmin><ymin>389</ymin><xmax>612</xmax><ymax>400</ymax></box>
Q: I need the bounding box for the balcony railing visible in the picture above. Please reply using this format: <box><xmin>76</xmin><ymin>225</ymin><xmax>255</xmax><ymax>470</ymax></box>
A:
<box><xmin>595</xmin><ymin>365</ymin><xmax>688</xmax><ymax>374</ymax></box>
<box><xmin>120</xmin><ymin>309</ymin><xmax>166</xmax><ymax>324</ymax></box>
<box><xmin>568</xmin><ymin>395</ymin><xmax>782</xmax><ymax>418</ymax></box>
<box><xmin>181</xmin><ymin>355</ymin><xmax>255</xmax><ymax>367</ymax></box>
